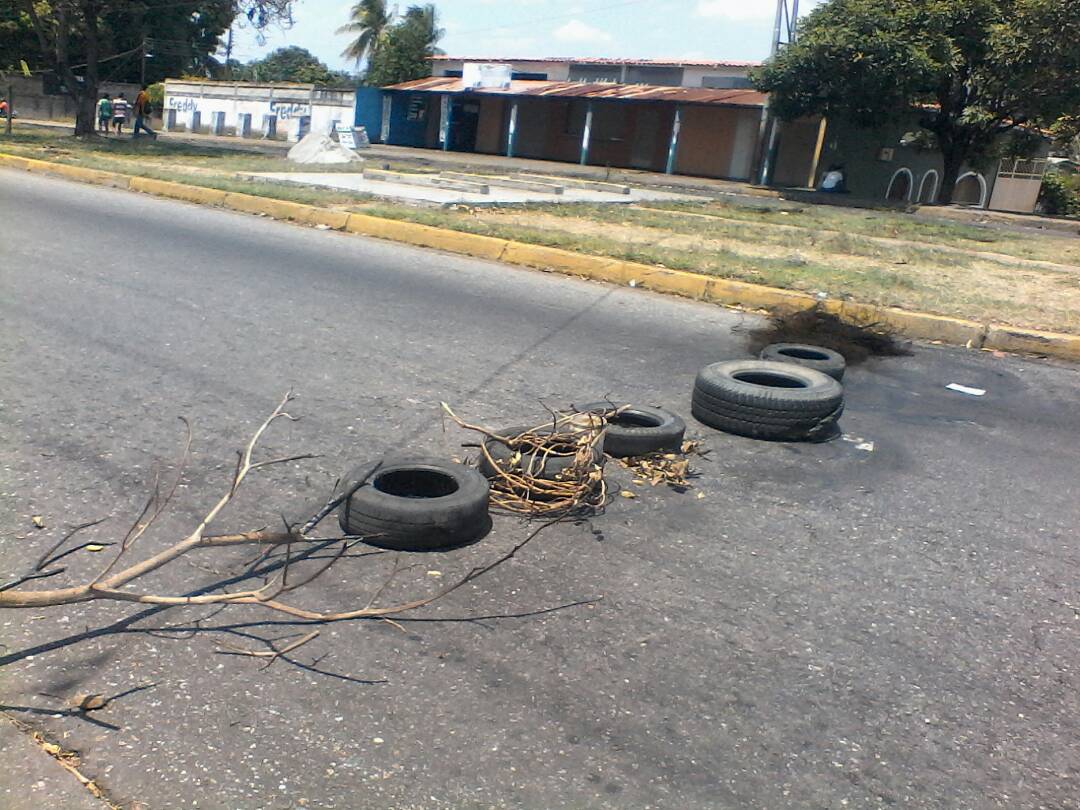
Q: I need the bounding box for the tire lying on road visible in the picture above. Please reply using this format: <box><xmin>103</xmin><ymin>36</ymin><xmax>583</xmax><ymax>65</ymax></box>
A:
<box><xmin>691</xmin><ymin>360</ymin><xmax>844</xmax><ymax>442</ymax></box>
<box><xmin>478</xmin><ymin>424</ymin><xmax>603</xmax><ymax>482</ymax></box>
<box><xmin>338</xmin><ymin>458</ymin><xmax>491</xmax><ymax>551</ymax></box>
<box><xmin>759</xmin><ymin>343</ymin><xmax>846</xmax><ymax>381</ymax></box>
<box><xmin>577</xmin><ymin>402</ymin><xmax>686</xmax><ymax>457</ymax></box>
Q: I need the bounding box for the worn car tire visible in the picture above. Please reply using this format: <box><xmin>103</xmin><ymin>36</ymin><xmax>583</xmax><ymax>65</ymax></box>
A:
<box><xmin>577</xmin><ymin>402</ymin><xmax>686</xmax><ymax>457</ymax></box>
<box><xmin>337</xmin><ymin>458</ymin><xmax>491</xmax><ymax>551</ymax></box>
<box><xmin>759</xmin><ymin>343</ymin><xmax>846</xmax><ymax>381</ymax></box>
<box><xmin>691</xmin><ymin>360</ymin><xmax>843</xmax><ymax>441</ymax></box>
<box><xmin>478</xmin><ymin>424</ymin><xmax>603</xmax><ymax>481</ymax></box>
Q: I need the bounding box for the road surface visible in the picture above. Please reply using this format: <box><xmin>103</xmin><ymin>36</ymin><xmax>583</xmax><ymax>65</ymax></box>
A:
<box><xmin>1</xmin><ymin>168</ymin><xmax>1079</xmax><ymax>809</ymax></box>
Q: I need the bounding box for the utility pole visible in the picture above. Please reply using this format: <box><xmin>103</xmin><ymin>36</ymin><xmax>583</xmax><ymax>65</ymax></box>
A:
<box><xmin>755</xmin><ymin>0</ymin><xmax>800</xmax><ymax>186</ymax></box>
<box><xmin>225</xmin><ymin>27</ymin><xmax>234</xmax><ymax>79</ymax></box>
<box><xmin>140</xmin><ymin>37</ymin><xmax>148</xmax><ymax>85</ymax></box>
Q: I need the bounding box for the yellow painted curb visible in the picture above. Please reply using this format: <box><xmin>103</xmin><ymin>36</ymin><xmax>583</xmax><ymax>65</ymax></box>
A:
<box><xmin>1</xmin><ymin>153</ymin><xmax>130</xmax><ymax>188</ymax></box>
<box><xmin>130</xmin><ymin>176</ymin><xmax>229</xmax><ymax>206</ymax></box>
<box><xmin>223</xmin><ymin>193</ymin><xmax>315</xmax><ymax>223</ymax></box>
<box><xmin>875</xmin><ymin>308</ymin><xmax>987</xmax><ymax>347</ymax></box>
<box><xmin>306</xmin><ymin>208</ymin><xmax>351</xmax><ymax>230</ymax></box>
<box><xmin>345</xmin><ymin>213</ymin><xmax>510</xmax><ymax>262</ymax></box>
<box><xmin>0</xmin><ymin>153</ymin><xmax>32</xmax><ymax>171</ymax></box>
<box><xmin>500</xmin><ymin>242</ymin><xmax>624</xmax><ymax>278</ymax></box>
<box><xmin>984</xmin><ymin>325</ymin><xmax>1080</xmax><ymax>360</ymax></box>
<box><xmin>3</xmin><ymin>150</ymin><xmax>1078</xmax><ymax>363</ymax></box>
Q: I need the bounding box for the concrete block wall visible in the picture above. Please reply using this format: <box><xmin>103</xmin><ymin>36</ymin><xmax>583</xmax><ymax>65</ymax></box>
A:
<box><xmin>5</xmin><ymin>76</ymin><xmax>141</xmax><ymax>120</ymax></box>
<box><xmin>162</xmin><ymin>80</ymin><xmax>354</xmax><ymax>140</ymax></box>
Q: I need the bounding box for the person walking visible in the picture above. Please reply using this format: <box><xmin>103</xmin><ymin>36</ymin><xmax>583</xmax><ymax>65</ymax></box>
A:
<box><xmin>131</xmin><ymin>85</ymin><xmax>157</xmax><ymax>139</ymax></box>
<box><xmin>111</xmin><ymin>92</ymin><xmax>129</xmax><ymax>135</ymax></box>
<box><xmin>96</xmin><ymin>94</ymin><xmax>112</xmax><ymax>135</ymax></box>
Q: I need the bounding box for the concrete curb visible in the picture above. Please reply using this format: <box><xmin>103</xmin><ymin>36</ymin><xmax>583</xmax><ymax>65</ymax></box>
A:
<box><xmin>3</xmin><ymin>151</ymin><xmax>1077</xmax><ymax>362</ymax></box>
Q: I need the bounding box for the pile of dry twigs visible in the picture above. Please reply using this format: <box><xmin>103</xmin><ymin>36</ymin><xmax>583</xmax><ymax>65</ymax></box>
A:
<box><xmin>443</xmin><ymin>403</ymin><xmax>610</xmax><ymax>516</ymax></box>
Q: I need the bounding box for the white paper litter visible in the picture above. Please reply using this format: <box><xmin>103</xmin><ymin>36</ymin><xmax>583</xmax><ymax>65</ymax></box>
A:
<box><xmin>946</xmin><ymin>383</ymin><xmax>986</xmax><ymax>396</ymax></box>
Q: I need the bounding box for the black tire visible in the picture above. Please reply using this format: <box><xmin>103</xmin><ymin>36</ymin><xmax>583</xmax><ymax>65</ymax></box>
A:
<box><xmin>337</xmin><ymin>458</ymin><xmax>491</xmax><ymax>551</ymax></box>
<box><xmin>577</xmin><ymin>402</ymin><xmax>686</xmax><ymax>457</ymax></box>
<box><xmin>691</xmin><ymin>360</ymin><xmax>843</xmax><ymax>441</ymax></box>
<box><xmin>478</xmin><ymin>424</ymin><xmax>603</xmax><ymax>481</ymax></box>
<box><xmin>759</xmin><ymin>343</ymin><xmax>846</xmax><ymax>381</ymax></box>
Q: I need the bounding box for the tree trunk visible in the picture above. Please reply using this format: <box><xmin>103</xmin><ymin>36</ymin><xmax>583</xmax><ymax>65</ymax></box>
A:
<box><xmin>937</xmin><ymin>146</ymin><xmax>966</xmax><ymax>204</ymax></box>
<box><xmin>21</xmin><ymin>0</ymin><xmax>99</xmax><ymax>137</ymax></box>
<box><xmin>73</xmin><ymin>0</ymin><xmax>100</xmax><ymax>136</ymax></box>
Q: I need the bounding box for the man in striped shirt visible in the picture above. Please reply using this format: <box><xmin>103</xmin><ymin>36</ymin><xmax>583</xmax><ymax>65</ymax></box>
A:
<box><xmin>111</xmin><ymin>93</ymin><xmax>129</xmax><ymax>135</ymax></box>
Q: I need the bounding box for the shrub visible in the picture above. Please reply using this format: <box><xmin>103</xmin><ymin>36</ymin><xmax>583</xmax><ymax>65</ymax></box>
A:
<box><xmin>1038</xmin><ymin>172</ymin><xmax>1080</xmax><ymax>218</ymax></box>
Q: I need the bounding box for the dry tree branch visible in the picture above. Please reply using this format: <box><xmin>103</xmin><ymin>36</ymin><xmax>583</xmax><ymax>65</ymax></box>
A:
<box><xmin>34</xmin><ymin>517</ymin><xmax>111</xmax><ymax>572</ymax></box>
<box><xmin>0</xmin><ymin>395</ymin><xmax>582</xmax><ymax>634</ymax></box>
<box><xmin>93</xmin><ymin>417</ymin><xmax>193</xmax><ymax>585</ymax></box>
<box><xmin>216</xmin><ymin>629</ymin><xmax>321</xmax><ymax>669</ymax></box>
<box><xmin>442</xmin><ymin>402</ymin><xmax>610</xmax><ymax>516</ymax></box>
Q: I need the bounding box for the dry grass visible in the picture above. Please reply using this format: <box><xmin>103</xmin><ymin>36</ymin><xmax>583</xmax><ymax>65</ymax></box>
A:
<box><xmin>4</xmin><ymin>127</ymin><xmax>1080</xmax><ymax>334</ymax></box>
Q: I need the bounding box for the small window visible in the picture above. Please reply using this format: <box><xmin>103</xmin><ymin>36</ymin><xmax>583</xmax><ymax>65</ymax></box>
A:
<box><xmin>701</xmin><ymin>76</ymin><xmax>754</xmax><ymax>89</ymax></box>
<box><xmin>405</xmin><ymin>95</ymin><xmax>427</xmax><ymax>122</ymax></box>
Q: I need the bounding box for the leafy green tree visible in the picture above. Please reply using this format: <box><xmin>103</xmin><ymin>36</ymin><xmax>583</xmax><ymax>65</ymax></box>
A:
<box><xmin>753</xmin><ymin>0</ymin><xmax>1080</xmax><ymax>202</ymax></box>
<box><xmin>0</xmin><ymin>5</ymin><xmax>43</xmax><ymax>72</ymax></box>
<box><xmin>240</xmin><ymin>45</ymin><xmax>352</xmax><ymax>84</ymax></box>
<box><xmin>12</xmin><ymin>0</ymin><xmax>294</xmax><ymax>136</ymax></box>
<box><xmin>1050</xmin><ymin>115</ymin><xmax>1080</xmax><ymax>162</ymax></box>
<box><xmin>364</xmin><ymin>3</ymin><xmax>443</xmax><ymax>87</ymax></box>
<box><xmin>338</xmin><ymin>0</ymin><xmax>393</xmax><ymax>69</ymax></box>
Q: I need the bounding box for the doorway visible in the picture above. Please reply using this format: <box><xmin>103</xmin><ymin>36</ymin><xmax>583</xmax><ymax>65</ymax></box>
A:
<box><xmin>450</xmin><ymin>99</ymin><xmax>480</xmax><ymax>152</ymax></box>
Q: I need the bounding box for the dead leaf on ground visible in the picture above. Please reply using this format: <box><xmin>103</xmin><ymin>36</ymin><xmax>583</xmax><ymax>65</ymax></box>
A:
<box><xmin>71</xmin><ymin>693</ymin><xmax>108</xmax><ymax>711</ymax></box>
<box><xmin>31</xmin><ymin>515</ymin><xmax>45</xmax><ymax>529</ymax></box>
<box><xmin>617</xmin><ymin>440</ymin><xmax>705</xmax><ymax>489</ymax></box>
<box><xmin>84</xmin><ymin>544</ymin><xmax>106</xmax><ymax>552</ymax></box>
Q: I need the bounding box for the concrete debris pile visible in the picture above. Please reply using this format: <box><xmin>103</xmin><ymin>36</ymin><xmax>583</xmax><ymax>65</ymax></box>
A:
<box><xmin>287</xmin><ymin>132</ymin><xmax>362</xmax><ymax>165</ymax></box>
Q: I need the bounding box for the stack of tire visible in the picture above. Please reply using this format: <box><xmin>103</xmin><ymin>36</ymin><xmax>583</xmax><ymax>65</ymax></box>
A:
<box><xmin>691</xmin><ymin>344</ymin><xmax>846</xmax><ymax>442</ymax></box>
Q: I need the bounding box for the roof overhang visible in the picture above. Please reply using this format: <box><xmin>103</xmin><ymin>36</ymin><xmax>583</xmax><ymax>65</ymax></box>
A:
<box><xmin>383</xmin><ymin>77</ymin><xmax>765</xmax><ymax>108</ymax></box>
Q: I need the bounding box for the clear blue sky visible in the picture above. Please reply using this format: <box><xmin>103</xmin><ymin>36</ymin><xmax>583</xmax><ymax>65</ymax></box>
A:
<box><xmin>227</xmin><ymin>0</ymin><xmax>824</xmax><ymax>72</ymax></box>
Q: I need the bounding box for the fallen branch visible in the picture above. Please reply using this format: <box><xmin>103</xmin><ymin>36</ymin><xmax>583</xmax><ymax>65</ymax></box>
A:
<box><xmin>442</xmin><ymin>402</ymin><xmax>609</xmax><ymax>516</ymax></box>
<box><xmin>1</xmin><ymin>395</ymin><xmax>576</xmax><ymax>632</ymax></box>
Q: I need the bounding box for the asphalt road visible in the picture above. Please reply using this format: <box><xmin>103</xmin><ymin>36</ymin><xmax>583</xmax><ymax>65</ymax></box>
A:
<box><xmin>1</xmin><ymin>168</ymin><xmax>1079</xmax><ymax>810</ymax></box>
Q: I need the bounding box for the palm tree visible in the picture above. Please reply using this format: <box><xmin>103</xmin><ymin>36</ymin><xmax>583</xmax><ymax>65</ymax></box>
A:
<box><xmin>402</xmin><ymin>4</ymin><xmax>445</xmax><ymax>56</ymax></box>
<box><xmin>338</xmin><ymin>0</ymin><xmax>395</xmax><ymax>68</ymax></box>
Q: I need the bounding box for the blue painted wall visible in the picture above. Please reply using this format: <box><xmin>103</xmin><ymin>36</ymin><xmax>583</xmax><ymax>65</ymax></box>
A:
<box><xmin>354</xmin><ymin>87</ymin><xmax>384</xmax><ymax>141</ymax></box>
<box><xmin>385</xmin><ymin>92</ymin><xmax>435</xmax><ymax>147</ymax></box>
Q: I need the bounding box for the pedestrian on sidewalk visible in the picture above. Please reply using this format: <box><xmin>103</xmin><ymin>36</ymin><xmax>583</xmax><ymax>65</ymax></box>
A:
<box><xmin>111</xmin><ymin>92</ymin><xmax>129</xmax><ymax>135</ymax></box>
<box><xmin>131</xmin><ymin>85</ymin><xmax>157</xmax><ymax>139</ymax></box>
<box><xmin>97</xmin><ymin>94</ymin><xmax>112</xmax><ymax>135</ymax></box>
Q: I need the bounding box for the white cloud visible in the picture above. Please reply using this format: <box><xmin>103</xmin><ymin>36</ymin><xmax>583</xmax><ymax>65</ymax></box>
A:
<box><xmin>694</xmin><ymin>0</ymin><xmax>775</xmax><ymax>21</ymax></box>
<box><xmin>553</xmin><ymin>19</ymin><xmax>614</xmax><ymax>44</ymax></box>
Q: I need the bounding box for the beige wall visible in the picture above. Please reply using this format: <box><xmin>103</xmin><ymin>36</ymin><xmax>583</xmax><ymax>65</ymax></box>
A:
<box><xmin>772</xmin><ymin>118</ymin><xmax>822</xmax><ymax>188</ymax></box>
<box><xmin>475</xmin><ymin>97</ymin><xmax>506</xmax><ymax>154</ymax></box>
<box><xmin>675</xmin><ymin>106</ymin><xmax>749</xmax><ymax>178</ymax></box>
